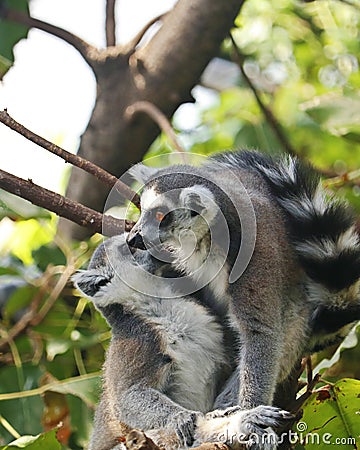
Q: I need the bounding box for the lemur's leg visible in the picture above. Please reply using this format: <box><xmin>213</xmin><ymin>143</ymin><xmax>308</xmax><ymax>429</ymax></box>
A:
<box><xmin>88</xmin><ymin>397</ymin><xmax>131</xmax><ymax>450</ymax></box>
<box><xmin>196</xmin><ymin>333</ymin><xmax>293</xmax><ymax>449</ymax></box>
<box><xmin>114</xmin><ymin>386</ymin><xmax>201</xmax><ymax>448</ymax></box>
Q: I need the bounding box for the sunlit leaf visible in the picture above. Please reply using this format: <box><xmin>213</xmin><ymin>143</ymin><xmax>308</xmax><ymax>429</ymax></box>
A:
<box><xmin>0</xmin><ymin>429</ymin><xmax>61</xmax><ymax>449</ymax></box>
<box><xmin>0</xmin><ymin>54</ymin><xmax>11</xmax><ymax>78</ymax></box>
<box><xmin>0</xmin><ymin>191</ymin><xmax>51</xmax><ymax>221</ymax></box>
<box><xmin>294</xmin><ymin>379</ymin><xmax>360</xmax><ymax>449</ymax></box>
<box><xmin>4</xmin><ymin>219</ymin><xmax>56</xmax><ymax>265</ymax></box>
<box><xmin>48</xmin><ymin>374</ymin><xmax>100</xmax><ymax>407</ymax></box>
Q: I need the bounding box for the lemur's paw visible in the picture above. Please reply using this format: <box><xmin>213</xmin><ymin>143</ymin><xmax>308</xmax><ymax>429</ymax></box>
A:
<box><xmin>125</xmin><ymin>429</ymin><xmax>159</xmax><ymax>450</ymax></box>
<box><xmin>196</xmin><ymin>406</ymin><xmax>293</xmax><ymax>450</ymax></box>
<box><xmin>205</xmin><ymin>406</ymin><xmax>242</xmax><ymax>420</ymax></box>
<box><xmin>170</xmin><ymin>410</ymin><xmax>202</xmax><ymax>446</ymax></box>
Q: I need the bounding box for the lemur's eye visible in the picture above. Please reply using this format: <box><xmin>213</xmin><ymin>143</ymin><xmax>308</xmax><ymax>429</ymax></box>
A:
<box><xmin>152</xmin><ymin>209</ymin><xmax>172</xmax><ymax>226</ymax></box>
<box><xmin>190</xmin><ymin>210</ymin><xmax>200</xmax><ymax>218</ymax></box>
<box><xmin>155</xmin><ymin>211</ymin><xmax>165</xmax><ymax>222</ymax></box>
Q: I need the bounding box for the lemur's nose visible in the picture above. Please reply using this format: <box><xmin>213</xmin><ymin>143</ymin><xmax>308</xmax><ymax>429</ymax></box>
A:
<box><xmin>127</xmin><ymin>232</ymin><xmax>146</xmax><ymax>250</ymax></box>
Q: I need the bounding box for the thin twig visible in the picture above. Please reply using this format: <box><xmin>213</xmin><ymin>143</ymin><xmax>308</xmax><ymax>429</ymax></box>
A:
<box><xmin>106</xmin><ymin>0</ymin><xmax>117</xmax><ymax>47</ymax></box>
<box><xmin>0</xmin><ymin>169</ymin><xmax>134</xmax><ymax>235</ymax></box>
<box><xmin>306</xmin><ymin>356</ymin><xmax>313</xmax><ymax>389</ymax></box>
<box><xmin>292</xmin><ymin>372</ymin><xmax>321</xmax><ymax>412</ymax></box>
<box><xmin>125</xmin><ymin>429</ymin><xmax>230</xmax><ymax>450</ymax></box>
<box><xmin>229</xmin><ymin>33</ymin><xmax>298</xmax><ymax>157</ymax></box>
<box><xmin>323</xmin><ymin>168</ymin><xmax>360</xmax><ymax>189</ymax></box>
<box><xmin>33</xmin><ymin>264</ymin><xmax>76</xmax><ymax>326</ymax></box>
<box><xmin>125</xmin><ymin>101</ymin><xmax>186</xmax><ymax>154</ymax></box>
<box><xmin>193</xmin><ymin>444</ymin><xmax>230</xmax><ymax>450</ymax></box>
<box><xmin>124</xmin><ymin>13</ymin><xmax>165</xmax><ymax>53</ymax></box>
<box><xmin>0</xmin><ymin>110</ymin><xmax>140</xmax><ymax>208</ymax></box>
<box><xmin>0</xmin><ymin>269</ymin><xmax>55</xmax><ymax>349</ymax></box>
<box><xmin>1</xmin><ymin>7</ymin><xmax>98</xmax><ymax>68</ymax></box>
<box><xmin>0</xmin><ymin>265</ymin><xmax>74</xmax><ymax>349</ymax></box>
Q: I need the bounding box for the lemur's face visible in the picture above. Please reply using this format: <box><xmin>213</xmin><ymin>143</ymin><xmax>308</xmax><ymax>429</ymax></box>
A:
<box><xmin>127</xmin><ymin>168</ymin><xmax>218</xmax><ymax>257</ymax></box>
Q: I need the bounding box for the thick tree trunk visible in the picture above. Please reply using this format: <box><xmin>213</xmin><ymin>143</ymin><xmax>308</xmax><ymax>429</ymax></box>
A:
<box><xmin>60</xmin><ymin>0</ymin><xmax>244</xmax><ymax>240</ymax></box>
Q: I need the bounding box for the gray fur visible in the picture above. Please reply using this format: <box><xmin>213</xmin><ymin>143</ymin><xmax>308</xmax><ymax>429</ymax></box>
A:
<box><xmin>127</xmin><ymin>153</ymin><xmax>360</xmax><ymax>448</ymax></box>
<box><xmin>74</xmin><ymin>234</ymin><xmax>228</xmax><ymax>450</ymax></box>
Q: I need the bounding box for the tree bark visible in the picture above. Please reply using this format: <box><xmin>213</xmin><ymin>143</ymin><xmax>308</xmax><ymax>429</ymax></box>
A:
<box><xmin>60</xmin><ymin>0</ymin><xmax>244</xmax><ymax>240</ymax></box>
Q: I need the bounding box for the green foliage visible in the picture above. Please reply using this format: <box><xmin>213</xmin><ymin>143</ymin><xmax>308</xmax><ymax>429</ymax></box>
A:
<box><xmin>0</xmin><ymin>192</ymin><xmax>51</xmax><ymax>222</ymax></box>
<box><xmin>294</xmin><ymin>379</ymin><xmax>360</xmax><ymax>449</ymax></box>
<box><xmin>0</xmin><ymin>218</ymin><xmax>106</xmax><ymax>447</ymax></box>
<box><xmin>0</xmin><ymin>0</ymin><xmax>30</xmax><ymax>79</ymax></box>
<box><xmin>151</xmin><ymin>0</ymin><xmax>360</xmax><ymax>211</ymax></box>
<box><xmin>0</xmin><ymin>430</ymin><xmax>61</xmax><ymax>450</ymax></box>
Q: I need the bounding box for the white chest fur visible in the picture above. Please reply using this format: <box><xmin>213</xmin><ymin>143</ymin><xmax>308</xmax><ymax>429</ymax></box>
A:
<box><xmin>176</xmin><ymin>239</ymin><xmax>230</xmax><ymax>307</ymax></box>
<box><xmin>129</xmin><ymin>295</ymin><xmax>227</xmax><ymax>413</ymax></box>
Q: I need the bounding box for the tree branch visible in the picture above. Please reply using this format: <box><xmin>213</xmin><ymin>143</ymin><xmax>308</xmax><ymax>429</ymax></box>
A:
<box><xmin>229</xmin><ymin>33</ymin><xmax>298</xmax><ymax>157</ymax></box>
<box><xmin>125</xmin><ymin>101</ymin><xmax>185</xmax><ymax>154</ymax></box>
<box><xmin>105</xmin><ymin>0</ymin><xmax>117</xmax><ymax>47</ymax></box>
<box><xmin>0</xmin><ymin>169</ymin><xmax>134</xmax><ymax>236</ymax></box>
<box><xmin>63</xmin><ymin>0</ymin><xmax>244</xmax><ymax>239</ymax></box>
<box><xmin>125</xmin><ymin>429</ymin><xmax>230</xmax><ymax>450</ymax></box>
<box><xmin>1</xmin><ymin>7</ymin><xmax>98</xmax><ymax>68</ymax></box>
<box><xmin>124</xmin><ymin>13</ymin><xmax>165</xmax><ymax>53</ymax></box>
<box><xmin>0</xmin><ymin>110</ymin><xmax>140</xmax><ymax>209</ymax></box>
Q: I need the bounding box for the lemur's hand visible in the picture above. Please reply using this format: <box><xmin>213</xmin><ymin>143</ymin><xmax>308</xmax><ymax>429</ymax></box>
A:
<box><xmin>196</xmin><ymin>406</ymin><xmax>293</xmax><ymax>450</ymax></box>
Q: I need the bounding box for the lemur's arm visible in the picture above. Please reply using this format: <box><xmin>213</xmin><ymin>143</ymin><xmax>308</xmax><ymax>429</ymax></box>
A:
<box><xmin>101</xmin><ymin>311</ymin><xmax>202</xmax><ymax>448</ymax></box>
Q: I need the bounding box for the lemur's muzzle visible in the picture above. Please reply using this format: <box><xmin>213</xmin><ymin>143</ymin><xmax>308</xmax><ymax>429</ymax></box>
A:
<box><xmin>127</xmin><ymin>231</ymin><xmax>146</xmax><ymax>250</ymax></box>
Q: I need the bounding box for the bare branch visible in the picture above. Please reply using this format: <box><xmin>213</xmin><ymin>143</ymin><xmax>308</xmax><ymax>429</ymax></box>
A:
<box><xmin>124</xmin><ymin>13</ymin><xmax>165</xmax><ymax>53</ymax></box>
<box><xmin>0</xmin><ymin>169</ymin><xmax>134</xmax><ymax>236</ymax></box>
<box><xmin>193</xmin><ymin>444</ymin><xmax>231</xmax><ymax>450</ymax></box>
<box><xmin>63</xmin><ymin>0</ymin><xmax>243</xmax><ymax>239</ymax></box>
<box><xmin>323</xmin><ymin>168</ymin><xmax>360</xmax><ymax>188</ymax></box>
<box><xmin>229</xmin><ymin>33</ymin><xmax>298</xmax><ymax>158</ymax></box>
<box><xmin>125</xmin><ymin>101</ymin><xmax>185</xmax><ymax>154</ymax></box>
<box><xmin>1</xmin><ymin>7</ymin><xmax>98</xmax><ymax>67</ymax></box>
<box><xmin>125</xmin><ymin>430</ymin><xmax>230</xmax><ymax>450</ymax></box>
<box><xmin>0</xmin><ymin>110</ymin><xmax>140</xmax><ymax>209</ymax></box>
<box><xmin>106</xmin><ymin>0</ymin><xmax>116</xmax><ymax>47</ymax></box>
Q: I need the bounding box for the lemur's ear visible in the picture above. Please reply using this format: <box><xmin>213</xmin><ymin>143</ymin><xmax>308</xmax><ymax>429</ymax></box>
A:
<box><xmin>128</xmin><ymin>163</ymin><xmax>159</xmax><ymax>184</ymax></box>
<box><xmin>180</xmin><ymin>185</ymin><xmax>216</xmax><ymax>220</ymax></box>
<box><xmin>72</xmin><ymin>271</ymin><xmax>112</xmax><ymax>299</ymax></box>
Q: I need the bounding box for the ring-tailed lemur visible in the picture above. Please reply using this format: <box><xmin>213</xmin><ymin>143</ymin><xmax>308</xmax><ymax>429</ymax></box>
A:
<box><xmin>74</xmin><ymin>234</ymin><xmax>236</xmax><ymax>450</ymax></box>
<box><xmin>73</xmin><ymin>236</ymin><xmax>360</xmax><ymax>450</ymax></box>
<box><xmin>127</xmin><ymin>149</ymin><xmax>360</xmax><ymax>447</ymax></box>
<box><xmin>73</xmin><ymin>235</ymin><xmax>360</xmax><ymax>450</ymax></box>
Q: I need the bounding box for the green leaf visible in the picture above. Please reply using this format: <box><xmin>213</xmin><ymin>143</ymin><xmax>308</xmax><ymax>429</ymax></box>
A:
<box><xmin>0</xmin><ymin>190</ymin><xmax>51</xmax><ymax>221</ymax></box>
<box><xmin>0</xmin><ymin>429</ymin><xmax>61</xmax><ymax>449</ymax></box>
<box><xmin>0</xmin><ymin>54</ymin><xmax>11</xmax><ymax>78</ymax></box>
<box><xmin>302</xmin><ymin>93</ymin><xmax>360</xmax><ymax>138</ymax></box>
<box><xmin>0</xmin><ymin>372</ymin><xmax>101</xmax><ymax>407</ymax></box>
<box><xmin>0</xmin><ymin>0</ymin><xmax>30</xmax><ymax>79</ymax></box>
<box><xmin>295</xmin><ymin>378</ymin><xmax>360</xmax><ymax>449</ymax></box>
<box><xmin>0</xmin><ymin>365</ymin><xmax>44</xmax><ymax>444</ymax></box>
<box><xmin>49</xmin><ymin>374</ymin><xmax>100</xmax><ymax>407</ymax></box>
<box><xmin>334</xmin><ymin>379</ymin><xmax>360</xmax><ymax>446</ymax></box>
<box><xmin>2</xmin><ymin>285</ymin><xmax>35</xmax><ymax>322</ymax></box>
<box><xmin>32</xmin><ymin>245</ymin><xmax>66</xmax><ymax>273</ymax></box>
<box><xmin>4</xmin><ymin>218</ymin><xmax>56</xmax><ymax>265</ymax></box>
